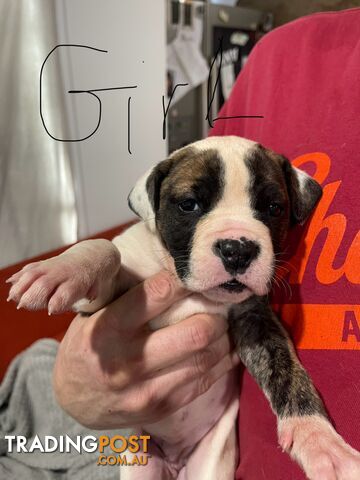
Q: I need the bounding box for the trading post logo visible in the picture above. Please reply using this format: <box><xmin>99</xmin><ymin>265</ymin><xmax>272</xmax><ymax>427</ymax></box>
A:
<box><xmin>5</xmin><ymin>434</ymin><xmax>151</xmax><ymax>467</ymax></box>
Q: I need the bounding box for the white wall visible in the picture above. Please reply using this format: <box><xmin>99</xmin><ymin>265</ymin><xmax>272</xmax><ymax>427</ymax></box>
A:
<box><xmin>56</xmin><ymin>0</ymin><xmax>167</xmax><ymax>238</ymax></box>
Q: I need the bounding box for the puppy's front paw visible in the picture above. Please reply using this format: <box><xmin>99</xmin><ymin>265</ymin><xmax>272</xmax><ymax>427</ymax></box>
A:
<box><xmin>6</xmin><ymin>257</ymin><xmax>94</xmax><ymax>314</ymax></box>
<box><xmin>278</xmin><ymin>415</ymin><xmax>360</xmax><ymax>480</ymax></box>
<box><xmin>6</xmin><ymin>240</ymin><xmax>120</xmax><ymax>314</ymax></box>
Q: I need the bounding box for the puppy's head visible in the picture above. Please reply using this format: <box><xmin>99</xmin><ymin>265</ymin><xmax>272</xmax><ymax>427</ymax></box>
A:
<box><xmin>128</xmin><ymin>136</ymin><xmax>322</xmax><ymax>303</ymax></box>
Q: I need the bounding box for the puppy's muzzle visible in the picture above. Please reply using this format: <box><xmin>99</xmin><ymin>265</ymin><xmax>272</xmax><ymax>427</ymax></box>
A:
<box><xmin>213</xmin><ymin>238</ymin><xmax>260</xmax><ymax>275</ymax></box>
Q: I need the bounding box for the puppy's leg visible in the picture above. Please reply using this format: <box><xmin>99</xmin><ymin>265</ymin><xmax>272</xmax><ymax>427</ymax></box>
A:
<box><xmin>229</xmin><ymin>296</ymin><xmax>360</xmax><ymax>480</ymax></box>
<box><xmin>6</xmin><ymin>239</ymin><xmax>122</xmax><ymax>314</ymax></box>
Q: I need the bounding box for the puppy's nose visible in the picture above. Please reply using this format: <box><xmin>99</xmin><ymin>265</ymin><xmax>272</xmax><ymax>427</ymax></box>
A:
<box><xmin>213</xmin><ymin>238</ymin><xmax>260</xmax><ymax>273</ymax></box>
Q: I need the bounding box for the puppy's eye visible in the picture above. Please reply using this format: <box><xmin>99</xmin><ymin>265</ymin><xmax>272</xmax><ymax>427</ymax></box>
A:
<box><xmin>178</xmin><ymin>199</ymin><xmax>200</xmax><ymax>213</ymax></box>
<box><xmin>268</xmin><ymin>202</ymin><xmax>283</xmax><ymax>217</ymax></box>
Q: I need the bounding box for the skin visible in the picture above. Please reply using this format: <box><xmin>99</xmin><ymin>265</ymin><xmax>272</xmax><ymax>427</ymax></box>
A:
<box><xmin>53</xmin><ymin>270</ymin><xmax>240</xmax><ymax>429</ymax></box>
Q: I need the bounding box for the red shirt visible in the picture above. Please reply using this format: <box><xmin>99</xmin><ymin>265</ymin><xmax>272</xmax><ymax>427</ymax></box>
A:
<box><xmin>210</xmin><ymin>9</ymin><xmax>360</xmax><ymax>480</ymax></box>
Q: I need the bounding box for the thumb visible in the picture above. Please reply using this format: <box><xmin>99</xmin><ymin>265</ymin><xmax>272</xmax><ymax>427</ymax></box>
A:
<box><xmin>107</xmin><ymin>270</ymin><xmax>190</xmax><ymax>330</ymax></box>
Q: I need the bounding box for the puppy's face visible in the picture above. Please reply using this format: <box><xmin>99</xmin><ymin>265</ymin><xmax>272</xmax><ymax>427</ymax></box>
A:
<box><xmin>128</xmin><ymin>136</ymin><xmax>322</xmax><ymax>303</ymax></box>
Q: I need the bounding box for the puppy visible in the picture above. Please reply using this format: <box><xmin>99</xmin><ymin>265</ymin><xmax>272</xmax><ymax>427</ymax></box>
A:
<box><xmin>7</xmin><ymin>136</ymin><xmax>360</xmax><ymax>479</ymax></box>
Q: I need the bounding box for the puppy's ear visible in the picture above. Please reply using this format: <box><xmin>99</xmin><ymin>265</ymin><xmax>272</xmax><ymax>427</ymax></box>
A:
<box><xmin>280</xmin><ymin>155</ymin><xmax>323</xmax><ymax>225</ymax></box>
<box><xmin>127</xmin><ymin>158</ymin><xmax>173</xmax><ymax>228</ymax></box>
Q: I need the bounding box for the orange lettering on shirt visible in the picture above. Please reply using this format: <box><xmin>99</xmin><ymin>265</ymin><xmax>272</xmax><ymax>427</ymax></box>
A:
<box><xmin>273</xmin><ymin>304</ymin><xmax>360</xmax><ymax>350</ymax></box>
<box><xmin>284</xmin><ymin>153</ymin><xmax>360</xmax><ymax>285</ymax></box>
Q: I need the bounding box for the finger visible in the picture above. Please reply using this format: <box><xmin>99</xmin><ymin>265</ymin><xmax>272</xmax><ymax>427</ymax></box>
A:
<box><xmin>121</xmin><ymin>351</ymin><xmax>240</xmax><ymax>423</ymax></box>
<box><xmin>106</xmin><ymin>270</ymin><xmax>190</xmax><ymax>330</ymax></box>
<box><xmin>133</xmin><ymin>313</ymin><xmax>229</xmax><ymax>374</ymax></box>
<box><xmin>109</xmin><ymin>326</ymin><xmax>230</xmax><ymax>388</ymax></box>
<box><xmin>165</xmin><ymin>351</ymin><xmax>240</xmax><ymax>413</ymax></box>
<box><xmin>90</xmin><ymin>313</ymin><xmax>228</xmax><ymax>389</ymax></box>
<box><xmin>195</xmin><ymin>351</ymin><xmax>241</xmax><ymax>396</ymax></box>
<box><xmin>148</xmin><ymin>333</ymin><xmax>232</xmax><ymax>379</ymax></box>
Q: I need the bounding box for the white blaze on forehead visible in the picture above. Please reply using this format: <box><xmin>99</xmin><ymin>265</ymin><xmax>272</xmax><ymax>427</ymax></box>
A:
<box><xmin>191</xmin><ymin>135</ymin><xmax>257</xmax><ymax>157</ymax></box>
<box><xmin>193</xmin><ymin>136</ymin><xmax>255</xmax><ymax>212</ymax></box>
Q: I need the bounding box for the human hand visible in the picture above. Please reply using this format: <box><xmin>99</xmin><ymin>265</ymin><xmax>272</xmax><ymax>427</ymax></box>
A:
<box><xmin>53</xmin><ymin>270</ymin><xmax>239</xmax><ymax>429</ymax></box>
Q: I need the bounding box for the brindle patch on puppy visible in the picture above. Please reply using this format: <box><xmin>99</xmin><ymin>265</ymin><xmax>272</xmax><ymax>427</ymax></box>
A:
<box><xmin>246</xmin><ymin>145</ymin><xmax>292</xmax><ymax>251</ymax></box>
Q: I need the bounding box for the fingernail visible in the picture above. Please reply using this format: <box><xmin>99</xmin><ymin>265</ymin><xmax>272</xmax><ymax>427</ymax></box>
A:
<box><xmin>149</xmin><ymin>273</ymin><xmax>173</xmax><ymax>299</ymax></box>
<box><xmin>158</xmin><ymin>276</ymin><xmax>172</xmax><ymax>295</ymax></box>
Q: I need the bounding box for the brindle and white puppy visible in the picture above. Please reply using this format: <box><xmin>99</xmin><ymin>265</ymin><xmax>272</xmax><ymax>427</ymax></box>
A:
<box><xmin>7</xmin><ymin>136</ymin><xmax>360</xmax><ymax>479</ymax></box>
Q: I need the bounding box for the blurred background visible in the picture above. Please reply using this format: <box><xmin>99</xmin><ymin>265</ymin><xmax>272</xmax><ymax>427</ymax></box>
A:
<box><xmin>1</xmin><ymin>0</ymin><xmax>359</xmax><ymax>268</ymax></box>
